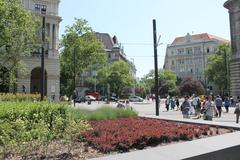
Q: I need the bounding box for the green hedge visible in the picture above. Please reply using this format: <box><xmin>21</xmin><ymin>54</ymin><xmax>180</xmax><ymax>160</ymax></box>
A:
<box><xmin>0</xmin><ymin>93</ymin><xmax>41</xmax><ymax>102</ymax></box>
<box><xmin>0</xmin><ymin>102</ymin><xmax>89</xmax><ymax>158</ymax></box>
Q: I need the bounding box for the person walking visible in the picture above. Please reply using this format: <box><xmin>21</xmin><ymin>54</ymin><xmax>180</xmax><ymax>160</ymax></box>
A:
<box><xmin>165</xmin><ymin>96</ymin><xmax>170</xmax><ymax>111</ymax></box>
<box><xmin>215</xmin><ymin>95</ymin><xmax>223</xmax><ymax>117</ymax></box>
<box><xmin>72</xmin><ymin>90</ymin><xmax>77</xmax><ymax>107</ymax></box>
<box><xmin>192</xmin><ymin>94</ymin><xmax>199</xmax><ymax>116</ymax></box>
<box><xmin>234</xmin><ymin>98</ymin><xmax>240</xmax><ymax>123</ymax></box>
<box><xmin>203</xmin><ymin>95</ymin><xmax>214</xmax><ymax>121</ymax></box>
<box><xmin>170</xmin><ymin>97</ymin><xmax>176</xmax><ymax>110</ymax></box>
<box><xmin>224</xmin><ymin>96</ymin><xmax>230</xmax><ymax>113</ymax></box>
<box><xmin>176</xmin><ymin>97</ymin><xmax>180</xmax><ymax>111</ymax></box>
<box><xmin>195</xmin><ymin>98</ymin><xmax>202</xmax><ymax>119</ymax></box>
<box><xmin>180</xmin><ymin>96</ymin><xmax>191</xmax><ymax>118</ymax></box>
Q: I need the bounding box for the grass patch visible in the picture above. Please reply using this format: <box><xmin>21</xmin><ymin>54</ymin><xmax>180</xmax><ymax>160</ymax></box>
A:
<box><xmin>68</xmin><ymin>106</ymin><xmax>138</xmax><ymax>121</ymax></box>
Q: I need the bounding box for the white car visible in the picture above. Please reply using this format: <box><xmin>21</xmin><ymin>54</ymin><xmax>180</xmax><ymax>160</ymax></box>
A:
<box><xmin>85</xmin><ymin>95</ymin><xmax>96</xmax><ymax>101</ymax></box>
<box><xmin>129</xmin><ymin>96</ymin><xmax>144</xmax><ymax>102</ymax></box>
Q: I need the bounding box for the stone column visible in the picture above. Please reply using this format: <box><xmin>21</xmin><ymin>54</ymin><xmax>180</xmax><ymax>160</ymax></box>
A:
<box><xmin>224</xmin><ymin>0</ymin><xmax>240</xmax><ymax>99</ymax></box>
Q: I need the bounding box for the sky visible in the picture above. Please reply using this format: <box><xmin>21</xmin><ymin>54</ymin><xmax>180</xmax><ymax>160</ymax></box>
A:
<box><xmin>59</xmin><ymin>0</ymin><xmax>230</xmax><ymax>78</ymax></box>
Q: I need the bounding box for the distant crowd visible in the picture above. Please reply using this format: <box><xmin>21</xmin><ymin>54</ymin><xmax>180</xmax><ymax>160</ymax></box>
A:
<box><xmin>164</xmin><ymin>95</ymin><xmax>240</xmax><ymax>123</ymax></box>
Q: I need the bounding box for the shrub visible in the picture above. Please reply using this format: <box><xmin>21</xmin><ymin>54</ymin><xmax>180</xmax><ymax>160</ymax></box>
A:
<box><xmin>83</xmin><ymin>117</ymin><xmax>211</xmax><ymax>153</ymax></box>
<box><xmin>0</xmin><ymin>93</ymin><xmax>41</xmax><ymax>102</ymax></box>
<box><xmin>0</xmin><ymin>102</ymin><xmax>90</xmax><ymax>158</ymax></box>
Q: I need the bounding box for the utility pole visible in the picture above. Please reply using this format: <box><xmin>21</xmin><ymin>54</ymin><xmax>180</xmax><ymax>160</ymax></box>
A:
<box><xmin>153</xmin><ymin>19</ymin><xmax>159</xmax><ymax>116</ymax></box>
<box><xmin>41</xmin><ymin>7</ymin><xmax>46</xmax><ymax>101</ymax></box>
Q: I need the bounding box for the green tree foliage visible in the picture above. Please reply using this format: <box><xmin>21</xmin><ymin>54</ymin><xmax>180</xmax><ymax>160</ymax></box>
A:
<box><xmin>179</xmin><ymin>77</ymin><xmax>205</xmax><ymax>96</ymax></box>
<box><xmin>0</xmin><ymin>0</ymin><xmax>39</xmax><ymax>88</ymax></box>
<box><xmin>97</xmin><ymin>60</ymin><xmax>133</xmax><ymax>98</ymax></box>
<box><xmin>159</xmin><ymin>70</ymin><xmax>177</xmax><ymax>96</ymax></box>
<box><xmin>141</xmin><ymin>69</ymin><xmax>177</xmax><ymax>96</ymax></box>
<box><xmin>205</xmin><ymin>43</ymin><xmax>231</xmax><ymax>95</ymax></box>
<box><xmin>60</xmin><ymin>18</ymin><xmax>107</xmax><ymax>96</ymax></box>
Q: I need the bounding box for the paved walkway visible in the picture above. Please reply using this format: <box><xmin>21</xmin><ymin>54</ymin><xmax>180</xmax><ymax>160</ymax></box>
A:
<box><xmin>83</xmin><ymin>101</ymin><xmax>240</xmax><ymax>160</ymax></box>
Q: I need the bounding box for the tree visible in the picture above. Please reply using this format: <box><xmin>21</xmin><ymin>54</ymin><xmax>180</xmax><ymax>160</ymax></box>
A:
<box><xmin>205</xmin><ymin>43</ymin><xmax>231</xmax><ymax>95</ymax></box>
<box><xmin>0</xmin><ymin>0</ymin><xmax>39</xmax><ymax>90</ymax></box>
<box><xmin>141</xmin><ymin>69</ymin><xmax>177</xmax><ymax>97</ymax></box>
<box><xmin>60</xmin><ymin>18</ymin><xmax>107</xmax><ymax>96</ymax></box>
<box><xmin>159</xmin><ymin>70</ymin><xmax>177</xmax><ymax>96</ymax></box>
<box><xmin>179</xmin><ymin>77</ymin><xmax>205</xmax><ymax>96</ymax></box>
<box><xmin>97</xmin><ymin>60</ymin><xmax>133</xmax><ymax>98</ymax></box>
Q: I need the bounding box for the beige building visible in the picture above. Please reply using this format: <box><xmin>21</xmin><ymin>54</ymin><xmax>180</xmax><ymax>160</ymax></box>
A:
<box><xmin>17</xmin><ymin>0</ymin><xmax>61</xmax><ymax>99</ymax></box>
<box><xmin>224</xmin><ymin>0</ymin><xmax>240</xmax><ymax>99</ymax></box>
<box><xmin>164</xmin><ymin>33</ymin><xmax>228</xmax><ymax>89</ymax></box>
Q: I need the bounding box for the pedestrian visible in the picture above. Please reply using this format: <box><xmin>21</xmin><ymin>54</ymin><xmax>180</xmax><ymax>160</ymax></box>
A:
<box><xmin>22</xmin><ymin>85</ymin><xmax>26</xmax><ymax>94</ymax></box>
<box><xmin>176</xmin><ymin>97</ymin><xmax>180</xmax><ymax>111</ymax></box>
<box><xmin>224</xmin><ymin>96</ymin><xmax>230</xmax><ymax>113</ymax></box>
<box><xmin>234</xmin><ymin>98</ymin><xmax>240</xmax><ymax>123</ymax></box>
<box><xmin>180</xmin><ymin>96</ymin><xmax>191</xmax><ymax>118</ymax></box>
<box><xmin>203</xmin><ymin>95</ymin><xmax>214</xmax><ymax>121</ymax></box>
<box><xmin>230</xmin><ymin>96</ymin><xmax>234</xmax><ymax>107</ymax></box>
<box><xmin>195</xmin><ymin>98</ymin><xmax>201</xmax><ymax>119</ymax></box>
<box><xmin>192</xmin><ymin>94</ymin><xmax>199</xmax><ymax>116</ymax></box>
<box><xmin>215</xmin><ymin>95</ymin><xmax>223</xmax><ymax>117</ymax></box>
<box><xmin>72</xmin><ymin>90</ymin><xmax>77</xmax><ymax>107</ymax></box>
<box><xmin>170</xmin><ymin>97</ymin><xmax>176</xmax><ymax>110</ymax></box>
<box><xmin>165</xmin><ymin>96</ymin><xmax>170</xmax><ymax>111</ymax></box>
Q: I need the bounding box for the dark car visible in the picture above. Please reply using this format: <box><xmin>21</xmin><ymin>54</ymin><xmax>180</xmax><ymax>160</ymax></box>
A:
<box><xmin>110</xmin><ymin>96</ymin><xmax>118</xmax><ymax>102</ymax></box>
<box><xmin>75</xmin><ymin>96</ymin><xmax>86</xmax><ymax>103</ymax></box>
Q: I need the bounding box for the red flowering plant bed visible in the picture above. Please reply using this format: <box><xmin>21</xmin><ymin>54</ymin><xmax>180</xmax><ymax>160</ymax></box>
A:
<box><xmin>82</xmin><ymin>117</ymin><xmax>232</xmax><ymax>153</ymax></box>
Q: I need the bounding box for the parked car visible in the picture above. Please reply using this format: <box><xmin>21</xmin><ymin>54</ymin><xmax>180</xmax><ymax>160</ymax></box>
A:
<box><xmin>85</xmin><ymin>95</ymin><xmax>96</xmax><ymax>101</ymax></box>
<box><xmin>110</xmin><ymin>96</ymin><xmax>118</xmax><ymax>102</ymax></box>
<box><xmin>75</xmin><ymin>96</ymin><xmax>86</xmax><ymax>103</ymax></box>
<box><xmin>129</xmin><ymin>96</ymin><xmax>144</xmax><ymax>102</ymax></box>
<box><xmin>99</xmin><ymin>96</ymin><xmax>107</xmax><ymax>101</ymax></box>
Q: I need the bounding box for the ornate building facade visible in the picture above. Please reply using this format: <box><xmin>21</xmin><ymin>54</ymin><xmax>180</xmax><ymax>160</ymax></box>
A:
<box><xmin>224</xmin><ymin>0</ymin><xmax>240</xmax><ymax>99</ymax></box>
<box><xmin>164</xmin><ymin>33</ymin><xmax>228</xmax><ymax>91</ymax></box>
<box><xmin>18</xmin><ymin>0</ymin><xmax>61</xmax><ymax>99</ymax></box>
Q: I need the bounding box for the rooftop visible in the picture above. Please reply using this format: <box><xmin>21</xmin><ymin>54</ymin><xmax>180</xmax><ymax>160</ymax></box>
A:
<box><xmin>171</xmin><ymin>33</ymin><xmax>229</xmax><ymax>45</ymax></box>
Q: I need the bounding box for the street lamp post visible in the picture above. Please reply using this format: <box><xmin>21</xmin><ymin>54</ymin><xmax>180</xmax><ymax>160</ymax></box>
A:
<box><xmin>153</xmin><ymin>19</ymin><xmax>159</xmax><ymax>116</ymax></box>
<box><xmin>41</xmin><ymin>7</ymin><xmax>46</xmax><ymax>101</ymax></box>
<box><xmin>130</xmin><ymin>58</ymin><xmax>135</xmax><ymax>95</ymax></box>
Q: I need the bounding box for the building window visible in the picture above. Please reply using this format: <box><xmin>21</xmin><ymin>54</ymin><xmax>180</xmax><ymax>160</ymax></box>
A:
<box><xmin>177</xmin><ymin>48</ymin><xmax>184</xmax><ymax>54</ymax></box>
<box><xmin>194</xmin><ymin>46</ymin><xmax>201</xmax><ymax>54</ymax></box>
<box><xmin>35</xmin><ymin>4</ymin><xmax>47</xmax><ymax>12</ymax></box>
<box><xmin>35</xmin><ymin>4</ymin><xmax>41</xmax><ymax>11</ymax></box>
<box><xmin>172</xmin><ymin>60</ymin><xmax>175</xmax><ymax>65</ymax></box>
<box><xmin>207</xmin><ymin>47</ymin><xmax>210</xmax><ymax>53</ymax></box>
<box><xmin>186</xmin><ymin>47</ymin><xmax>193</xmax><ymax>54</ymax></box>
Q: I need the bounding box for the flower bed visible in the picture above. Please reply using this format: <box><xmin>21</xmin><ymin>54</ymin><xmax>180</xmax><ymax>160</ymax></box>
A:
<box><xmin>83</xmin><ymin>117</ymin><xmax>223</xmax><ymax>153</ymax></box>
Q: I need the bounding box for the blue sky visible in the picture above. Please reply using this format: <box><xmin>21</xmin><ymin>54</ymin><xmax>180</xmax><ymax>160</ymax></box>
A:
<box><xmin>59</xmin><ymin>0</ymin><xmax>230</xmax><ymax>78</ymax></box>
